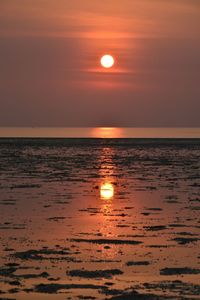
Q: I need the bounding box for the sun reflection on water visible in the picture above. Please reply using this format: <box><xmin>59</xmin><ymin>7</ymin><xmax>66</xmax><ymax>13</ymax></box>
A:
<box><xmin>100</xmin><ymin>182</ymin><xmax>114</xmax><ymax>200</ymax></box>
<box><xmin>97</xmin><ymin>147</ymin><xmax>117</xmax><ymax>241</ymax></box>
<box><xmin>91</xmin><ymin>127</ymin><xmax>123</xmax><ymax>138</ymax></box>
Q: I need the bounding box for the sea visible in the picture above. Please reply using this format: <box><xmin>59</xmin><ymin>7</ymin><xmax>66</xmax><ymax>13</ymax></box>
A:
<box><xmin>0</xmin><ymin>128</ymin><xmax>200</xmax><ymax>299</ymax></box>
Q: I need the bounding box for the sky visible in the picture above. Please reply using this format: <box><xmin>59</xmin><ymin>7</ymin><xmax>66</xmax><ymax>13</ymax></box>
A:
<box><xmin>0</xmin><ymin>0</ymin><xmax>200</xmax><ymax>127</ymax></box>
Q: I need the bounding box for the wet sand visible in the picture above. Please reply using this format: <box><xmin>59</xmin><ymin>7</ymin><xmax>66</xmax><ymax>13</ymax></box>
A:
<box><xmin>0</xmin><ymin>138</ymin><xmax>200</xmax><ymax>299</ymax></box>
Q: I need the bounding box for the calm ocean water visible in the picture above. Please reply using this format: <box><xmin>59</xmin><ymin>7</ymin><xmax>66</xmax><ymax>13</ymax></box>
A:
<box><xmin>0</xmin><ymin>127</ymin><xmax>200</xmax><ymax>138</ymax></box>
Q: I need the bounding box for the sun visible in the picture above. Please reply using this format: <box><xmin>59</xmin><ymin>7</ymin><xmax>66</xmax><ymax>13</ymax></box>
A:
<box><xmin>100</xmin><ymin>54</ymin><xmax>114</xmax><ymax>69</ymax></box>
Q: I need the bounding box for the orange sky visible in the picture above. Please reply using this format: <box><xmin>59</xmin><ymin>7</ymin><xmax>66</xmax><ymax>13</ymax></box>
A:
<box><xmin>0</xmin><ymin>0</ymin><xmax>200</xmax><ymax>127</ymax></box>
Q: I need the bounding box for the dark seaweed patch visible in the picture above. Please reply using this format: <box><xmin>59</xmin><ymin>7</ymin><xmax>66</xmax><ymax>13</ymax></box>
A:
<box><xmin>160</xmin><ymin>267</ymin><xmax>200</xmax><ymax>275</ymax></box>
<box><xmin>143</xmin><ymin>280</ymin><xmax>200</xmax><ymax>297</ymax></box>
<box><xmin>144</xmin><ymin>225</ymin><xmax>167</xmax><ymax>231</ymax></box>
<box><xmin>0</xmin><ymin>267</ymin><xmax>16</xmax><ymax>277</ymax></box>
<box><xmin>172</xmin><ymin>237</ymin><xmax>199</xmax><ymax>245</ymax></box>
<box><xmin>12</xmin><ymin>248</ymin><xmax>73</xmax><ymax>261</ymax></box>
<box><xmin>68</xmin><ymin>269</ymin><xmax>123</xmax><ymax>278</ymax></box>
<box><xmin>146</xmin><ymin>208</ymin><xmax>162</xmax><ymax>211</ymax></box>
<box><xmin>33</xmin><ymin>283</ymin><xmax>105</xmax><ymax>293</ymax></box>
<box><xmin>69</xmin><ymin>238</ymin><xmax>142</xmax><ymax>245</ymax></box>
<box><xmin>109</xmin><ymin>290</ymin><xmax>169</xmax><ymax>299</ymax></box>
<box><xmin>10</xmin><ymin>184</ymin><xmax>41</xmax><ymax>189</ymax></box>
<box><xmin>126</xmin><ymin>261</ymin><xmax>150</xmax><ymax>266</ymax></box>
<box><xmin>15</xmin><ymin>272</ymin><xmax>49</xmax><ymax>279</ymax></box>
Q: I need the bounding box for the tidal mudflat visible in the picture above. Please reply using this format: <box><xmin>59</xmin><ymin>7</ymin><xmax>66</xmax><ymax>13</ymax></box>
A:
<box><xmin>0</xmin><ymin>138</ymin><xmax>200</xmax><ymax>299</ymax></box>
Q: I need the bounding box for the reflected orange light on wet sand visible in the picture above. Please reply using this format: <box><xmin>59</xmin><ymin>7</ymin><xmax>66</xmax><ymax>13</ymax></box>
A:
<box><xmin>100</xmin><ymin>182</ymin><xmax>114</xmax><ymax>200</ymax></box>
<box><xmin>92</xmin><ymin>127</ymin><xmax>123</xmax><ymax>138</ymax></box>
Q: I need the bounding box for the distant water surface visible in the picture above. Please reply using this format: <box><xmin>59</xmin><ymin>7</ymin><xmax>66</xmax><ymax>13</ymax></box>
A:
<box><xmin>0</xmin><ymin>127</ymin><xmax>200</xmax><ymax>138</ymax></box>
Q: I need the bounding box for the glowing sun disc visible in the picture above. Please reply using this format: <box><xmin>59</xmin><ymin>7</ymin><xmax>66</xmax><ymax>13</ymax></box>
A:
<box><xmin>100</xmin><ymin>55</ymin><xmax>114</xmax><ymax>69</ymax></box>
